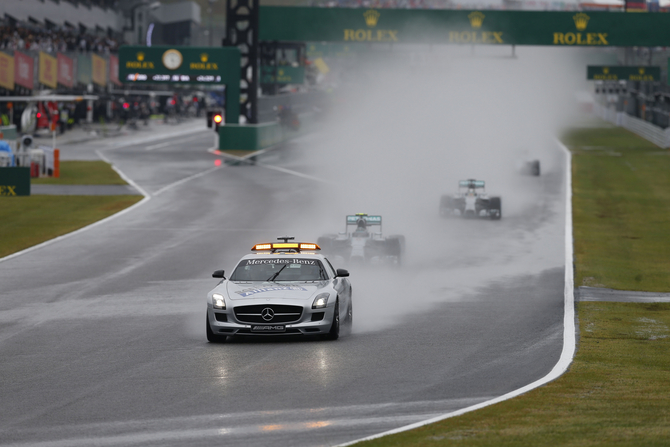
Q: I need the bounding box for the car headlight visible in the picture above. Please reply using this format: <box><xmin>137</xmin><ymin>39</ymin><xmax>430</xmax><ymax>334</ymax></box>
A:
<box><xmin>212</xmin><ymin>293</ymin><xmax>226</xmax><ymax>309</ymax></box>
<box><xmin>312</xmin><ymin>293</ymin><xmax>330</xmax><ymax>309</ymax></box>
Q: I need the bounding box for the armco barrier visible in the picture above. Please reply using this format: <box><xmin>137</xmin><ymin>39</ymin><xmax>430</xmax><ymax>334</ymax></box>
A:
<box><xmin>218</xmin><ymin>113</ymin><xmax>316</xmax><ymax>152</ymax></box>
<box><xmin>594</xmin><ymin>103</ymin><xmax>670</xmax><ymax>148</ymax></box>
<box><xmin>0</xmin><ymin>167</ymin><xmax>30</xmax><ymax>196</ymax></box>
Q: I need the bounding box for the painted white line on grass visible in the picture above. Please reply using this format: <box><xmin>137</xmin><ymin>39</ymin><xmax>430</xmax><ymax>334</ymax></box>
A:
<box><xmin>0</xmin><ymin>127</ymin><xmax>218</xmax><ymax>264</ymax></box>
<box><xmin>335</xmin><ymin>141</ymin><xmax>577</xmax><ymax>446</ymax></box>
<box><xmin>0</xmin><ymin>155</ymin><xmax>152</xmax><ymax>265</ymax></box>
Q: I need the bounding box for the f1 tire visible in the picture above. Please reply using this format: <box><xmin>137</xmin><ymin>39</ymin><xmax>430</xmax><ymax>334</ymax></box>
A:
<box><xmin>489</xmin><ymin>197</ymin><xmax>502</xmax><ymax>220</ymax></box>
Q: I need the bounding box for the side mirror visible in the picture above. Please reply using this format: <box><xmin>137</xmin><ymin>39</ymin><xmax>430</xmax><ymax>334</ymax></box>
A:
<box><xmin>336</xmin><ymin>268</ymin><xmax>349</xmax><ymax>277</ymax></box>
<box><xmin>212</xmin><ymin>270</ymin><xmax>225</xmax><ymax>279</ymax></box>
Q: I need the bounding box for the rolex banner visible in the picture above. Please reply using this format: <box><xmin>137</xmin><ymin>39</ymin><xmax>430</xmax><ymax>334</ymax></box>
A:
<box><xmin>260</xmin><ymin>7</ymin><xmax>670</xmax><ymax>46</ymax></box>
<box><xmin>587</xmin><ymin>66</ymin><xmax>661</xmax><ymax>82</ymax></box>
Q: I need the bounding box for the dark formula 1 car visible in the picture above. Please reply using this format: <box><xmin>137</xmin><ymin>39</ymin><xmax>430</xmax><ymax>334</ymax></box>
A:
<box><xmin>439</xmin><ymin>179</ymin><xmax>502</xmax><ymax>220</ymax></box>
<box><xmin>518</xmin><ymin>159</ymin><xmax>541</xmax><ymax>176</ymax></box>
<box><xmin>318</xmin><ymin>214</ymin><xmax>405</xmax><ymax>266</ymax></box>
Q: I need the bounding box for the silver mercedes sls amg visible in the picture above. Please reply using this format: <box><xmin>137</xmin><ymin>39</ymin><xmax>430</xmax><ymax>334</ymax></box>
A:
<box><xmin>206</xmin><ymin>237</ymin><xmax>353</xmax><ymax>342</ymax></box>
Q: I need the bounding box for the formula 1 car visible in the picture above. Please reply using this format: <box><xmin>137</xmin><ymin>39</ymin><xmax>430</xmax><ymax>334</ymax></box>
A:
<box><xmin>439</xmin><ymin>179</ymin><xmax>502</xmax><ymax>220</ymax></box>
<box><xmin>206</xmin><ymin>237</ymin><xmax>353</xmax><ymax>342</ymax></box>
<box><xmin>317</xmin><ymin>214</ymin><xmax>405</xmax><ymax>266</ymax></box>
<box><xmin>517</xmin><ymin>159</ymin><xmax>541</xmax><ymax>176</ymax></box>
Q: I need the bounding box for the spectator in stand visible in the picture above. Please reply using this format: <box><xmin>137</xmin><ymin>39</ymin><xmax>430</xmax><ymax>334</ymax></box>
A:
<box><xmin>0</xmin><ymin>22</ymin><xmax>122</xmax><ymax>54</ymax></box>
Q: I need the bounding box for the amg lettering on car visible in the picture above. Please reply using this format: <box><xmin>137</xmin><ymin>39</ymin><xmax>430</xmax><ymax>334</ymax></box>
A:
<box><xmin>235</xmin><ymin>286</ymin><xmax>308</xmax><ymax>297</ymax></box>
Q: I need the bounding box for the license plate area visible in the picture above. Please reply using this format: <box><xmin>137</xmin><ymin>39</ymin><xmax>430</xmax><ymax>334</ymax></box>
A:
<box><xmin>251</xmin><ymin>325</ymin><xmax>286</xmax><ymax>333</ymax></box>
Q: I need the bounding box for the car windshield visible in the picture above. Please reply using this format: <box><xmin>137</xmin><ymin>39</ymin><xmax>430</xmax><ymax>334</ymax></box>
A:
<box><xmin>230</xmin><ymin>258</ymin><xmax>327</xmax><ymax>282</ymax></box>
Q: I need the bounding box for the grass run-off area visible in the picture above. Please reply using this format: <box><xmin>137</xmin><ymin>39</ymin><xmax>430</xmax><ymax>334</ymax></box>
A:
<box><xmin>353</xmin><ymin>125</ymin><xmax>670</xmax><ymax>447</ymax></box>
<box><xmin>31</xmin><ymin>160</ymin><xmax>128</xmax><ymax>185</ymax></box>
<box><xmin>0</xmin><ymin>196</ymin><xmax>142</xmax><ymax>258</ymax></box>
<box><xmin>563</xmin><ymin>126</ymin><xmax>670</xmax><ymax>293</ymax></box>
<box><xmin>1</xmin><ymin>160</ymin><xmax>141</xmax><ymax>258</ymax></box>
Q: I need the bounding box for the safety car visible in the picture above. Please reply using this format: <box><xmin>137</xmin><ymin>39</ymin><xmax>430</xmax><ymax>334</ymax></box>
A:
<box><xmin>439</xmin><ymin>179</ymin><xmax>502</xmax><ymax>220</ymax></box>
<box><xmin>206</xmin><ymin>237</ymin><xmax>352</xmax><ymax>343</ymax></box>
<box><xmin>317</xmin><ymin>214</ymin><xmax>405</xmax><ymax>266</ymax></box>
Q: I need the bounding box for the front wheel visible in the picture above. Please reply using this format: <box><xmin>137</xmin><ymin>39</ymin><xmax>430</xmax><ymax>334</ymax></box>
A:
<box><xmin>323</xmin><ymin>300</ymin><xmax>340</xmax><ymax>341</ymax></box>
<box><xmin>206</xmin><ymin>313</ymin><xmax>227</xmax><ymax>343</ymax></box>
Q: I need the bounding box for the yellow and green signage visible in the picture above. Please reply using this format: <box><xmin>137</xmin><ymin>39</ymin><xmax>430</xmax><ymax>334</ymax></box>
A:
<box><xmin>260</xmin><ymin>7</ymin><xmax>670</xmax><ymax>46</ymax></box>
<box><xmin>587</xmin><ymin>66</ymin><xmax>660</xmax><ymax>81</ymax></box>
<box><xmin>118</xmin><ymin>46</ymin><xmax>241</xmax><ymax>124</ymax></box>
<box><xmin>261</xmin><ymin>66</ymin><xmax>305</xmax><ymax>84</ymax></box>
<box><xmin>0</xmin><ymin>167</ymin><xmax>30</xmax><ymax>196</ymax></box>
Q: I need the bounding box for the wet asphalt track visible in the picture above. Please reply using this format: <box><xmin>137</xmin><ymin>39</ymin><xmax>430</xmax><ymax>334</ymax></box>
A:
<box><xmin>0</xmin><ymin>126</ymin><xmax>568</xmax><ymax>446</ymax></box>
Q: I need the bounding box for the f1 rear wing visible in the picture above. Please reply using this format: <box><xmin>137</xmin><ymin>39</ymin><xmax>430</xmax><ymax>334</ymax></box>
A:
<box><xmin>459</xmin><ymin>179</ymin><xmax>485</xmax><ymax>189</ymax></box>
<box><xmin>346</xmin><ymin>215</ymin><xmax>382</xmax><ymax>226</ymax></box>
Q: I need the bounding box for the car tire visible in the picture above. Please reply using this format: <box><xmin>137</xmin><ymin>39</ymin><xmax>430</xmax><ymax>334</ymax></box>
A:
<box><xmin>532</xmin><ymin>160</ymin><xmax>540</xmax><ymax>176</ymax></box>
<box><xmin>439</xmin><ymin>195</ymin><xmax>453</xmax><ymax>217</ymax></box>
<box><xmin>342</xmin><ymin>292</ymin><xmax>353</xmax><ymax>336</ymax></box>
<box><xmin>317</xmin><ymin>235</ymin><xmax>336</xmax><ymax>251</ymax></box>
<box><xmin>206</xmin><ymin>313</ymin><xmax>227</xmax><ymax>343</ymax></box>
<box><xmin>386</xmin><ymin>235</ymin><xmax>405</xmax><ymax>267</ymax></box>
<box><xmin>323</xmin><ymin>299</ymin><xmax>340</xmax><ymax>341</ymax></box>
<box><xmin>489</xmin><ymin>197</ymin><xmax>502</xmax><ymax>220</ymax></box>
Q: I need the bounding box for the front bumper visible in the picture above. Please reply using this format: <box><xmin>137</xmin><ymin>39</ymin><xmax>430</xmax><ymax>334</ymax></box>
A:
<box><xmin>207</xmin><ymin>302</ymin><xmax>335</xmax><ymax>337</ymax></box>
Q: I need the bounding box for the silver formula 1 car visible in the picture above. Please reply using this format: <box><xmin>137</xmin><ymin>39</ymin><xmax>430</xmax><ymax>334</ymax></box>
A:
<box><xmin>206</xmin><ymin>237</ymin><xmax>353</xmax><ymax>342</ymax></box>
<box><xmin>439</xmin><ymin>179</ymin><xmax>502</xmax><ymax>220</ymax></box>
<box><xmin>317</xmin><ymin>214</ymin><xmax>405</xmax><ymax>267</ymax></box>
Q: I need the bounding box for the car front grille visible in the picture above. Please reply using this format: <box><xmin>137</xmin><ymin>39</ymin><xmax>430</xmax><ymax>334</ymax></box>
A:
<box><xmin>234</xmin><ymin>304</ymin><xmax>303</xmax><ymax>324</ymax></box>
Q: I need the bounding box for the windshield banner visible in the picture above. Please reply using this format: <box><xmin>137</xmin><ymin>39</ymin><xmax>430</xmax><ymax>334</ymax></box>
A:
<box><xmin>244</xmin><ymin>259</ymin><xmax>316</xmax><ymax>265</ymax></box>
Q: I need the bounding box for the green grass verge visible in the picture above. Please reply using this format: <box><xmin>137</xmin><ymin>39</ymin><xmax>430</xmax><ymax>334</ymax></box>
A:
<box><xmin>356</xmin><ymin>302</ymin><xmax>670</xmax><ymax>447</ymax></box>
<box><xmin>563</xmin><ymin>127</ymin><xmax>670</xmax><ymax>292</ymax></box>
<box><xmin>31</xmin><ymin>161</ymin><xmax>127</xmax><ymax>185</ymax></box>
<box><xmin>0</xmin><ymin>195</ymin><xmax>142</xmax><ymax>258</ymax></box>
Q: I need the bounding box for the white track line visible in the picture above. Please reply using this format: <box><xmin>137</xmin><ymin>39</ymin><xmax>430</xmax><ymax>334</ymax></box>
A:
<box><xmin>257</xmin><ymin>163</ymin><xmax>332</xmax><ymax>184</ymax></box>
<box><xmin>153</xmin><ymin>166</ymin><xmax>222</xmax><ymax>196</ymax></box>
<box><xmin>0</xmin><ymin>145</ymin><xmax>222</xmax><ymax>263</ymax></box>
<box><xmin>0</xmin><ymin>154</ymin><xmax>152</xmax><ymax>264</ymax></box>
<box><xmin>336</xmin><ymin>141</ymin><xmax>576</xmax><ymax>446</ymax></box>
<box><xmin>103</xmin><ymin>126</ymin><xmax>207</xmax><ymax>150</ymax></box>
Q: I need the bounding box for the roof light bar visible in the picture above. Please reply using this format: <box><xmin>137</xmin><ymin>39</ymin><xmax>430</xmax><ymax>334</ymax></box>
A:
<box><xmin>251</xmin><ymin>242</ymin><xmax>321</xmax><ymax>251</ymax></box>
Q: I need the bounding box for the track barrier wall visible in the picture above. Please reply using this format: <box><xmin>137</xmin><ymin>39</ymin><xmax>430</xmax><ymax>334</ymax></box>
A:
<box><xmin>594</xmin><ymin>102</ymin><xmax>670</xmax><ymax>148</ymax></box>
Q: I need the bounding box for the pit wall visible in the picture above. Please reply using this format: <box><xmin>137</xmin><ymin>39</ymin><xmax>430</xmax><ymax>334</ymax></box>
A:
<box><xmin>594</xmin><ymin>102</ymin><xmax>670</xmax><ymax>148</ymax></box>
<box><xmin>218</xmin><ymin>113</ymin><xmax>316</xmax><ymax>152</ymax></box>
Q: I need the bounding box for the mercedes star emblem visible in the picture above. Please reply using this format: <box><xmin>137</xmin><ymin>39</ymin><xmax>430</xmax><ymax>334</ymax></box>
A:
<box><xmin>261</xmin><ymin>307</ymin><xmax>275</xmax><ymax>321</ymax></box>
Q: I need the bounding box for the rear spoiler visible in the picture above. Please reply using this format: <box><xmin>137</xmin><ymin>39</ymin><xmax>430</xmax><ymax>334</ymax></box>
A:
<box><xmin>459</xmin><ymin>180</ymin><xmax>485</xmax><ymax>188</ymax></box>
<box><xmin>346</xmin><ymin>215</ymin><xmax>382</xmax><ymax>226</ymax></box>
